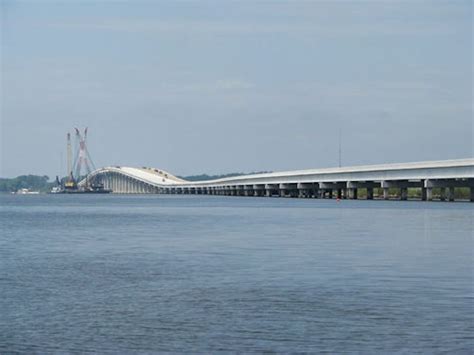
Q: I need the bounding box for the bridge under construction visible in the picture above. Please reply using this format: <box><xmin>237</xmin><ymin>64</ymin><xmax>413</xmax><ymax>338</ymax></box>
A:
<box><xmin>80</xmin><ymin>159</ymin><xmax>474</xmax><ymax>202</ymax></box>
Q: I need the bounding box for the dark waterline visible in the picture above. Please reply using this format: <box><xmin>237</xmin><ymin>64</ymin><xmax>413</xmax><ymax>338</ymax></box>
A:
<box><xmin>1</xmin><ymin>194</ymin><xmax>473</xmax><ymax>353</ymax></box>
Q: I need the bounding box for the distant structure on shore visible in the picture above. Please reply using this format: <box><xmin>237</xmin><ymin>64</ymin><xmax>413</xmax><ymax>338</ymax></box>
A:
<box><xmin>52</xmin><ymin>129</ymin><xmax>110</xmax><ymax>194</ymax></box>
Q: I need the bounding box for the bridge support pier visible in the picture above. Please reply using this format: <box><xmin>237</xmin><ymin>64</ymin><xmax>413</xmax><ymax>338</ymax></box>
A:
<box><xmin>439</xmin><ymin>188</ymin><xmax>446</xmax><ymax>201</ymax></box>
<box><xmin>401</xmin><ymin>188</ymin><xmax>408</xmax><ymax>201</ymax></box>
<box><xmin>265</xmin><ymin>184</ymin><xmax>279</xmax><ymax>197</ymax></box>
<box><xmin>279</xmin><ymin>183</ymin><xmax>298</xmax><ymax>198</ymax></box>
<box><xmin>446</xmin><ymin>187</ymin><xmax>454</xmax><ymax>202</ymax></box>
<box><xmin>347</xmin><ymin>188</ymin><xmax>357</xmax><ymax>200</ymax></box>
<box><xmin>244</xmin><ymin>186</ymin><xmax>254</xmax><ymax>196</ymax></box>
<box><xmin>320</xmin><ymin>182</ymin><xmax>345</xmax><ymax>199</ymax></box>
<box><xmin>426</xmin><ymin>188</ymin><xmax>433</xmax><ymax>201</ymax></box>
<box><xmin>253</xmin><ymin>185</ymin><xmax>265</xmax><ymax>197</ymax></box>
<box><xmin>367</xmin><ymin>188</ymin><xmax>374</xmax><ymax>200</ymax></box>
<box><xmin>381</xmin><ymin>180</ymin><xmax>423</xmax><ymax>200</ymax></box>
<box><xmin>297</xmin><ymin>183</ymin><xmax>314</xmax><ymax>198</ymax></box>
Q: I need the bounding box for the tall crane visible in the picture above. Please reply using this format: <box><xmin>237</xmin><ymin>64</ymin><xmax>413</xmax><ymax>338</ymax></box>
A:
<box><xmin>73</xmin><ymin>127</ymin><xmax>96</xmax><ymax>179</ymax></box>
<box><xmin>66</xmin><ymin>132</ymin><xmax>73</xmax><ymax>179</ymax></box>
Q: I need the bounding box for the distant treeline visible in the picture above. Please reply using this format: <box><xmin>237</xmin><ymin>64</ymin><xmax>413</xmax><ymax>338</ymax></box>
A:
<box><xmin>0</xmin><ymin>175</ymin><xmax>54</xmax><ymax>193</ymax></box>
<box><xmin>179</xmin><ymin>171</ymin><xmax>272</xmax><ymax>182</ymax></box>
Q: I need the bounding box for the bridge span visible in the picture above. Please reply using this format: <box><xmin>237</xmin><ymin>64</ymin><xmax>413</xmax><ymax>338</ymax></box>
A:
<box><xmin>80</xmin><ymin>159</ymin><xmax>474</xmax><ymax>201</ymax></box>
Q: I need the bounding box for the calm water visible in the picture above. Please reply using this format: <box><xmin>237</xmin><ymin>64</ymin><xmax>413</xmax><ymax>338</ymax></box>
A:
<box><xmin>1</xmin><ymin>194</ymin><xmax>473</xmax><ymax>353</ymax></box>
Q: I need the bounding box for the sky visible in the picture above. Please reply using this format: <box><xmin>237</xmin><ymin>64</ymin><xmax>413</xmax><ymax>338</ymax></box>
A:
<box><xmin>1</xmin><ymin>0</ymin><xmax>472</xmax><ymax>178</ymax></box>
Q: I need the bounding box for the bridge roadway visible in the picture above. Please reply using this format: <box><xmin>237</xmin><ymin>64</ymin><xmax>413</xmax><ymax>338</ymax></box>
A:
<box><xmin>80</xmin><ymin>159</ymin><xmax>474</xmax><ymax>201</ymax></box>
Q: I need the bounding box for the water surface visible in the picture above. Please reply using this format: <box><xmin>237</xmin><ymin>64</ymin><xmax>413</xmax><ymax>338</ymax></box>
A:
<box><xmin>1</xmin><ymin>194</ymin><xmax>473</xmax><ymax>353</ymax></box>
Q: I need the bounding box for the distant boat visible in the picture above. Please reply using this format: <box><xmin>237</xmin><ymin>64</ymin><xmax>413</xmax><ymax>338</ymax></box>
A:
<box><xmin>50</xmin><ymin>186</ymin><xmax>62</xmax><ymax>194</ymax></box>
<box><xmin>49</xmin><ymin>181</ymin><xmax>111</xmax><ymax>194</ymax></box>
<box><xmin>13</xmin><ymin>188</ymin><xmax>40</xmax><ymax>195</ymax></box>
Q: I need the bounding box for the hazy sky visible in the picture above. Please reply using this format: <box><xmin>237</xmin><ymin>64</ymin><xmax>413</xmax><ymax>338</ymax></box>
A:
<box><xmin>1</xmin><ymin>0</ymin><xmax>472</xmax><ymax>178</ymax></box>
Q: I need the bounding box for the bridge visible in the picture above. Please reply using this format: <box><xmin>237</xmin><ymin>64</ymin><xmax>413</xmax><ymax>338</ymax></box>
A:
<box><xmin>80</xmin><ymin>158</ymin><xmax>474</xmax><ymax>201</ymax></box>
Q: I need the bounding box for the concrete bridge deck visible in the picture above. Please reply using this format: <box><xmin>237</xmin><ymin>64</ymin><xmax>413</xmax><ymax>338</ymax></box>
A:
<box><xmin>80</xmin><ymin>159</ymin><xmax>474</xmax><ymax>201</ymax></box>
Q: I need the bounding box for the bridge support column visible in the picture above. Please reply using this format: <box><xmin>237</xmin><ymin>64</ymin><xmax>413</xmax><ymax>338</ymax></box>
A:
<box><xmin>380</xmin><ymin>180</ymin><xmax>424</xmax><ymax>201</ymax></box>
<box><xmin>237</xmin><ymin>186</ymin><xmax>245</xmax><ymax>196</ymax></box>
<box><xmin>426</xmin><ymin>188</ymin><xmax>433</xmax><ymax>201</ymax></box>
<box><xmin>400</xmin><ymin>188</ymin><xmax>408</xmax><ymax>201</ymax></box>
<box><xmin>424</xmin><ymin>180</ymin><xmax>435</xmax><ymax>201</ymax></box>
<box><xmin>347</xmin><ymin>188</ymin><xmax>357</xmax><ymax>200</ymax></box>
<box><xmin>367</xmin><ymin>188</ymin><xmax>374</xmax><ymax>200</ymax></box>
<box><xmin>297</xmin><ymin>183</ymin><xmax>313</xmax><ymax>198</ymax></box>
<box><xmin>253</xmin><ymin>185</ymin><xmax>265</xmax><ymax>197</ymax></box>
<box><xmin>265</xmin><ymin>184</ymin><xmax>278</xmax><ymax>197</ymax></box>
<box><xmin>110</xmin><ymin>175</ymin><xmax>115</xmax><ymax>193</ymax></box>
<box><xmin>244</xmin><ymin>186</ymin><xmax>254</xmax><ymax>196</ymax></box>
<box><xmin>105</xmin><ymin>174</ymin><xmax>110</xmax><ymax>191</ymax></box>
<box><xmin>279</xmin><ymin>183</ymin><xmax>298</xmax><ymax>198</ymax></box>
<box><xmin>446</xmin><ymin>187</ymin><xmax>455</xmax><ymax>202</ymax></box>
<box><xmin>439</xmin><ymin>188</ymin><xmax>446</xmax><ymax>202</ymax></box>
<box><xmin>347</xmin><ymin>181</ymin><xmax>379</xmax><ymax>200</ymax></box>
<box><xmin>320</xmin><ymin>182</ymin><xmax>345</xmax><ymax>199</ymax></box>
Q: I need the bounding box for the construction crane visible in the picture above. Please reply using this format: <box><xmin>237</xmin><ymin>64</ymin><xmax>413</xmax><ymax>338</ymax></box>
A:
<box><xmin>73</xmin><ymin>127</ymin><xmax>96</xmax><ymax>180</ymax></box>
<box><xmin>64</xmin><ymin>132</ymin><xmax>76</xmax><ymax>189</ymax></box>
<box><xmin>51</xmin><ymin>128</ymin><xmax>109</xmax><ymax>194</ymax></box>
